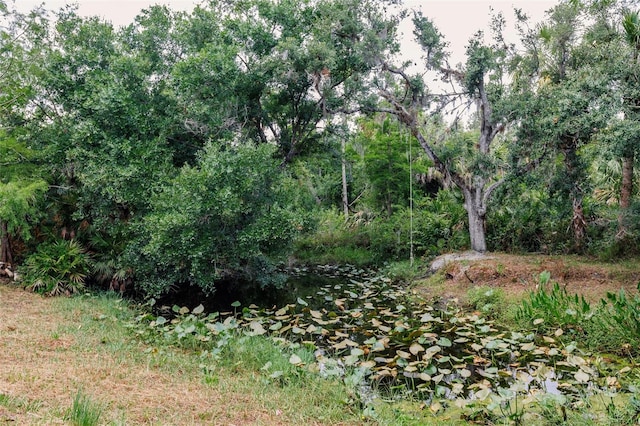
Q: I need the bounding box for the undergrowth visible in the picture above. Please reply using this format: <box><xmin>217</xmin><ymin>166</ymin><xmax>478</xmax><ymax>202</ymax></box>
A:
<box><xmin>516</xmin><ymin>271</ymin><xmax>640</xmax><ymax>356</ymax></box>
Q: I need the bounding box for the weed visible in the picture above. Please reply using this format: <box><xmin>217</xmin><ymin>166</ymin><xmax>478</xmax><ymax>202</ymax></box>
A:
<box><xmin>585</xmin><ymin>286</ymin><xmax>640</xmax><ymax>356</ymax></box>
<box><xmin>66</xmin><ymin>389</ymin><xmax>103</xmax><ymax>426</ymax></box>
<box><xmin>467</xmin><ymin>285</ymin><xmax>506</xmax><ymax>319</ymax></box>
<box><xmin>0</xmin><ymin>393</ymin><xmax>42</xmax><ymax>413</ymax></box>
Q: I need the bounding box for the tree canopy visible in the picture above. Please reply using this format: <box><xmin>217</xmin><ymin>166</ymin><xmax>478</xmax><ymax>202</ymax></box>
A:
<box><xmin>2</xmin><ymin>0</ymin><xmax>639</xmax><ymax>297</ymax></box>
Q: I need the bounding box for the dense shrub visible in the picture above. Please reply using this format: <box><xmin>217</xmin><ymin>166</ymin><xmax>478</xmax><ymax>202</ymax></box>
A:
<box><xmin>128</xmin><ymin>143</ymin><xmax>306</xmax><ymax>298</ymax></box>
<box><xmin>487</xmin><ymin>185</ymin><xmax>573</xmax><ymax>253</ymax></box>
<box><xmin>21</xmin><ymin>239</ymin><xmax>92</xmax><ymax>296</ymax></box>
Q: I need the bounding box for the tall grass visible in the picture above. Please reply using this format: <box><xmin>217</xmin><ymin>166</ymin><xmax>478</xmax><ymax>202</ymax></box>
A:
<box><xmin>516</xmin><ymin>272</ymin><xmax>640</xmax><ymax>356</ymax></box>
<box><xmin>67</xmin><ymin>389</ymin><xmax>103</xmax><ymax>426</ymax></box>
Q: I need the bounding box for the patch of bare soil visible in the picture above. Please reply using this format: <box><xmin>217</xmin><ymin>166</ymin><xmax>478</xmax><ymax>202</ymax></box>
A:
<box><xmin>418</xmin><ymin>252</ymin><xmax>640</xmax><ymax>304</ymax></box>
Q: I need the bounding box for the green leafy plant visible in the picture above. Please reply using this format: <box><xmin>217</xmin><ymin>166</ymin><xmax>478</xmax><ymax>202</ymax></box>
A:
<box><xmin>467</xmin><ymin>285</ymin><xmax>507</xmax><ymax>319</ymax></box>
<box><xmin>22</xmin><ymin>239</ymin><xmax>91</xmax><ymax>296</ymax></box>
<box><xmin>585</xmin><ymin>284</ymin><xmax>640</xmax><ymax>355</ymax></box>
<box><xmin>131</xmin><ymin>143</ymin><xmax>303</xmax><ymax>298</ymax></box>
<box><xmin>516</xmin><ymin>272</ymin><xmax>593</xmax><ymax>334</ymax></box>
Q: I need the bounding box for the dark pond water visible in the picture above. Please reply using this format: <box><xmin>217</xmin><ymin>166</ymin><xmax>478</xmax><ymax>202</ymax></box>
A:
<box><xmin>154</xmin><ymin>265</ymin><xmax>376</xmax><ymax>313</ymax></box>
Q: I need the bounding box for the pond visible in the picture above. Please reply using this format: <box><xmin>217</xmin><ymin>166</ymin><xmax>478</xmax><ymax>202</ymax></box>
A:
<box><xmin>145</xmin><ymin>265</ymin><xmax>630</xmax><ymax>407</ymax></box>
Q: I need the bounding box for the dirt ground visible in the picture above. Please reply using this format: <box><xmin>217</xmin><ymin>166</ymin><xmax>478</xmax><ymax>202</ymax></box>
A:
<box><xmin>416</xmin><ymin>252</ymin><xmax>640</xmax><ymax>303</ymax></box>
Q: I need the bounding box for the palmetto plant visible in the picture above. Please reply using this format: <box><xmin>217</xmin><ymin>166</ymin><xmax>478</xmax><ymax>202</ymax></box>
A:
<box><xmin>22</xmin><ymin>239</ymin><xmax>91</xmax><ymax>296</ymax></box>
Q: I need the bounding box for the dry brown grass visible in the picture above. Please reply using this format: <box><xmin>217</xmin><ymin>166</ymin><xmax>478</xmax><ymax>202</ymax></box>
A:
<box><xmin>0</xmin><ymin>283</ymin><xmax>356</xmax><ymax>425</ymax></box>
<box><xmin>415</xmin><ymin>253</ymin><xmax>640</xmax><ymax>304</ymax></box>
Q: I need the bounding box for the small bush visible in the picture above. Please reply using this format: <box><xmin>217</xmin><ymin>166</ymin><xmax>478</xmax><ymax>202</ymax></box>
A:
<box><xmin>381</xmin><ymin>260</ymin><xmax>425</xmax><ymax>284</ymax></box>
<box><xmin>466</xmin><ymin>285</ymin><xmax>506</xmax><ymax>319</ymax></box>
<box><xmin>21</xmin><ymin>239</ymin><xmax>91</xmax><ymax>296</ymax></box>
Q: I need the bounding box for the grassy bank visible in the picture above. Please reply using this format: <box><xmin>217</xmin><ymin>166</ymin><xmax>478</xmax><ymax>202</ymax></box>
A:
<box><xmin>0</xmin><ymin>284</ymin><xmax>356</xmax><ymax>424</ymax></box>
<box><xmin>3</xmin><ymin>250</ymin><xmax>640</xmax><ymax>425</ymax></box>
<box><xmin>0</xmin><ymin>283</ymin><xmax>442</xmax><ymax>425</ymax></box>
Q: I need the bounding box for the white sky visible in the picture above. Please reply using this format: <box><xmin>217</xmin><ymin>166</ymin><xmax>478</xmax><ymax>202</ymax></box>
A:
<box><xmin>15</xmin><ymin>0</ymin><xmax>558</xmax><ymax>65</ymax></box>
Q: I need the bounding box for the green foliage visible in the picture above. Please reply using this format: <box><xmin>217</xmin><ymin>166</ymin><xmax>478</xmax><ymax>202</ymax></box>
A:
<box><xmin>380</xmin><ymin>260</ymin><xmax>424</xmax><ymax>284</ymax></box>
<box><xmin>0</xmin><ymin>130</ymin><xmax>47</xmax><ymax>264</ymax></box>
<box><xmin>586</xmin><ymin>286</ymin><xmax>640</xmax><ymax>355</ymax></box>
<box><xmin>464</xmin><ymin>37</ymin><xmax>496</xmax><ymax>94</ymax></box>
<box><xmin>587</xmin><ymin>199</ymin><xmax>640</xmax><ymax>260</ymax></box>
<box><xmin>4</xmin><ymin>0</ymin><xmax>640</xmax><ymax>303</ymax></box>
<box><xmin>0</xmin><ymin>180</ymin><xmax>47</xmax><ymax>241</ymax></box>
<box><xmin>623</xmin><ymin>10</ymin><xmax>640</xmax><ymax>48</ymax></box>
<box><xmin>412</xmin><ymin>11</ymin><xmax>448</xmax><ymax>69</ymax></box>
<box><xmin>364</xmin><ymin>198</ymin><xmax>466</xmax><ymax>260</ymax></box>
<box><xmin>356</xmin><ymin>118</ymin><xmax>419</xmax><ymax>216</ymax></box>
<box><xmin>515</xmin><ymin>272</ymin><xmax>593</xmax><ymax>334</ymax></box>
<box><xmin>131</xmin><ymin>143</ymin><xmax>304</xmax><ymax>297</ymax></box>
<box><xmin>293</xmin><ymin>209</ymin><xmax>376</xmax><ymax>266</ymax></box>
<box><xmin>295</xmin><ymin>190</ymin><xmax>467</xmax><ymax>266</ymax></box>
<box><xmin>171</xmin><ymin>0</ymin><xmax>400</xmax><ymax>163</ymax></box>
<box><xmin>22</xmin><ymin>239</ymin><xmax>92</xmax><ymax>296</ymax></box>
<box><xmin>466</xmin><ymin>286</ymin><xmax>507</xmax><ymax>319</ymax></box>
<box><xmin>516</xmin><ymin>272</ymin><xmax>640</xmax><ymax>356</ymax></box>
<box><xmin>487</xmin><ymin>183</ymin><xmax>572</xmax><ymax>253</ymax></box>
<box><xmin>66</xmin><ymin>389</ymin><xmax>103</xmax><ymax>426</ymax></box>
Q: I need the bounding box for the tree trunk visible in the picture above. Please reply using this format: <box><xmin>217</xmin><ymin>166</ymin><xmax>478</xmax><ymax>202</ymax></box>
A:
<box><xmin>341</xmin><ymin>137</ymin><xmax>349</xmax><ymax>221</ymax></box>
<box><xmin>463</xmin><ymin>189</ymin><xmax>487</xmax><ymax>253</ymax></box>
<box><xmin>571</xmin><ymin>195</ymin><xmax>586</xmax><ymax>251</ymax></box>
<box><xmin>618</xmin><ymin>155</ymin><xmax>634</xmax><ymax>238</ymax></box>
<box><xmin>0</xmin><ymin>220</ymin><xmax>13</xmax><ymax>265</ymax></box>
<box><xmin>621</xmin><ymin>156</ymin><xmax>634</xmax><ymax>209</ymax></box>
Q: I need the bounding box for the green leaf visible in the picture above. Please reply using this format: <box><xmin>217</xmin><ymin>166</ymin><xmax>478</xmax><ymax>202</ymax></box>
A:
<box><xmin>269</xmin><ymin>321</ymin><xmax>283</xmax><ymax>331</ymax></box>
<box><xmin>437</xmin><ymin>337</ymin><xmax>452</xmax><ymax>347</ymax></box>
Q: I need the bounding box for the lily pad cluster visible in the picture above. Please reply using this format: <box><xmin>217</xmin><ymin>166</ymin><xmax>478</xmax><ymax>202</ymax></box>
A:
<box><xmin>134</xmin><ymin>267</ymin><xmax>632</xmax><ymax>405</ymax></box>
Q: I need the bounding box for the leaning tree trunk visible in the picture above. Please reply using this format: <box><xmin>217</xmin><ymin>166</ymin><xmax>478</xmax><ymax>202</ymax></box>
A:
<box><xmin>378</xmin><ymin>63</ymin><xmax>504</xmax><ymax>254</ymax></box>
<box><xmin>0</xmin><ymin>220</ymin><xmax>13</xmax><ymax>265</ymax></box>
